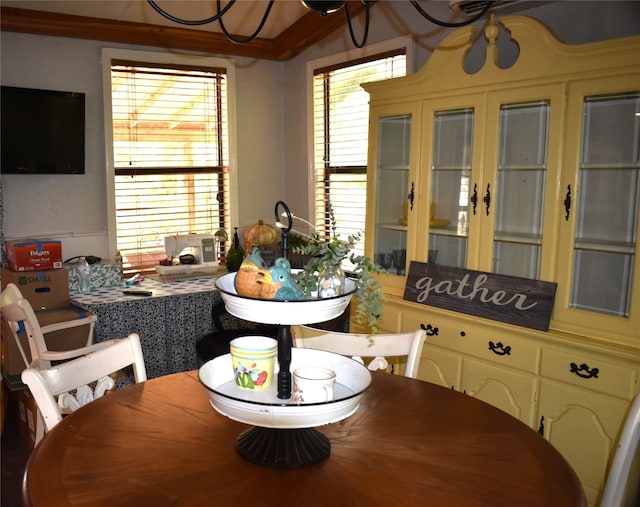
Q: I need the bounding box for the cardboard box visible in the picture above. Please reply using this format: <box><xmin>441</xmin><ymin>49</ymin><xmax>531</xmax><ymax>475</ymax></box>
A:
<box><xmin>66</xmin><ymin>261</ymin><xmax>121</xmax><ymax>291</ymax></box>
<box><xmin>1</xmin><ymin>305</ymin><xmax>95</xmax><ymax>386</ymax></box>
<box><xmin>5</xmin><ymin>238</ymin><xmax>63</xmax><ymax>272</ymax></box>
<box><xmin>17</xmin><ymin>388</ymin><xmax>41</xmax><ymax>448</ymax></box>
<box><xmin>1</xmin><ymin>267</ymin><xmax>70</xmax><ymax>311</ymax></box>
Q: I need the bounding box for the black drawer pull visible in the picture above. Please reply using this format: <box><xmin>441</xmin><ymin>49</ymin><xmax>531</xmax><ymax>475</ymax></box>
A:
<box><xmin>488</xmin><ymin>341</ymin><xmax>511</xmax><ymax>356</ymax></box>
<box><xmin>420</xmin><ymin>323</ymin><xmax>439</xmax><ymax>336</ymax></box>
<box><xmin>570</xmin><ymin>362</ymin><xmax>599</xmax><ymax>379</ymax></box>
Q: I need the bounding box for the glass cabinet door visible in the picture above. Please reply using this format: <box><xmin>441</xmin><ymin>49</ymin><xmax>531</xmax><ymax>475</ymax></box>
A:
<box><xmin>555</xmin><ymin>76</ymin><xmax>640</xmax><ymax>339</ymax></box>
<box><xmin>428</xmin><ymin>108</ymin><xmax>474</xmax><ymax>268</ymax></box>
<box><xmin>373</xmin><ymin>114</ymin><xmax>412</xmax><ymax>276</ymax></box>
<box><xmin>491</xmin><ymin>100</ymin><xmax>550</xmax><ymax>279</ymax></box>
<box><xmin>570</xmin><ymin>92</ymin><xmax>639</xmax><ymax>317</ymax></box>
<box><xmin>424</xmin><ymin>88</ymin><xmax>560</xmax><ymax>279</ymax></box>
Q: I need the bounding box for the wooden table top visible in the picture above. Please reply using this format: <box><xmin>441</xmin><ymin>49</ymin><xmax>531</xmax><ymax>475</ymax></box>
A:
<box><xmin>23</xmin><ymin>371</ymin><xmax>586</xmax><ymax>507</ymax></box>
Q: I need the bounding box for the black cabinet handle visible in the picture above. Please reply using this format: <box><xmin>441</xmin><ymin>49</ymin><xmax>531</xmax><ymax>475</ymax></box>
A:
<box><xmin>483</xmin><ymin>183</ymin><xmax>491</xmax><ymax>216</ymax></box>
<box><xmin>470</xmin><ymin>183</ymin><xmax>478</xmax><ymax>215</ymax></box>
<box><xmin>408</xmin><ymin>182</ymin><xmax>415</xmax><ymax>211</ymax></box>
<box><xmin>420</xmin><ymin>323</ymin><xmax>439</xmax><ymax>336</ymax></box>
<box><xmin>488</xmin><ymin>341</ymin><xmax>511</xmax><ymax>356</ymax></box>
<box><xmin>570</xmin><ymin>362</ymin><xmax>599</xmax><ymax>379</ymax></box>
<box><xmin>538</xmin><ymin>416</ymin><xmax>545</xmax><ymax>436</ymax></box>
<box><xmin>564</xmin><ymin>184</ymin><xmax>571</xmax><ymax>221</ymax></box>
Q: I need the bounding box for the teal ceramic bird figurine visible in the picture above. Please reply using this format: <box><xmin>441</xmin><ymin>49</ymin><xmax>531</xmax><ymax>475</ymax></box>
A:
<box><xmin>246</xmin><ymin>247</ymin><xmax>269</xmax><ymax>269</ymax></box>
<box><xmin>258</xmin><ymin>257</ymin><xmax>306</xmax><ymax>301</ymax></box>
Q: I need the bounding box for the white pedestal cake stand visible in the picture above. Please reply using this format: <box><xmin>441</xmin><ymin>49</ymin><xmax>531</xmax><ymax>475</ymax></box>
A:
<box><xmin>199</xmin><ymin>272</ymin><xmax>371</xmax><ymax>469</ymax></box>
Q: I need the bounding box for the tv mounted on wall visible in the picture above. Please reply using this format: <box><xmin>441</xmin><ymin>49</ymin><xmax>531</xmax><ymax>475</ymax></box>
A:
<box><xmin>1</xmin><ymin>86</ymin><xmax>85</xmax><ymax>174</ymax></box>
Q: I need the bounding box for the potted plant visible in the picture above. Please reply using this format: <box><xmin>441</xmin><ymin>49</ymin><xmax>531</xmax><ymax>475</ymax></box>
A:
<box><xmin>287</xmin><ymin>209</ymin><xmax>386</xmax><ymax>334</ymax></box>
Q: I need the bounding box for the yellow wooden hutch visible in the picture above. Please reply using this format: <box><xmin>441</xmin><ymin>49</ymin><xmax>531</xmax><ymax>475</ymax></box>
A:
<box><xmin>361</xmin><ymin>15</ymin><xmax>640</xmax><ymax>506</ymax></box>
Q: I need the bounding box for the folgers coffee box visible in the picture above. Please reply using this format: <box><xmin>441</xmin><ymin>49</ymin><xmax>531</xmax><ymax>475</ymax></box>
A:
<box><xmin>5</xmin><ymin>238</ymin><xmax>63</xmax><ymax>271</ymax></box>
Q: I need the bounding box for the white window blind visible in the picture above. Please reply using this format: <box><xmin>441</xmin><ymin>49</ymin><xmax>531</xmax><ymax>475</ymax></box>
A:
<box><xmin>313</xmin><ymin>49</ymin><xmax>406</xmax><ymax>260</ymax></box>
<box><xmin>110</xmin><ymin>61</ymin><xmax>229</xmax><ymax>274</ymax></box>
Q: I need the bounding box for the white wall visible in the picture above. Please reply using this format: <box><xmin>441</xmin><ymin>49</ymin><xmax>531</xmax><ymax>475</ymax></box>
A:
<box><xmin>1</xmin><ymin>34</ymin><xmax>109</xmax><ymax>259</ymax></box>
<box><xmin>1</xmin><ymin>34</ymin><xmax>286</xmax><ymax>261</ymax></box>
<box><xmin>2</xmin><ymin>1</ymin><xmax>639</xmax><ymax>261</ymax></box>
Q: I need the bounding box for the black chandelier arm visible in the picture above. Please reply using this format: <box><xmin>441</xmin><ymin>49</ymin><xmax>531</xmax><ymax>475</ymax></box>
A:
<box><xmin>345</xmin><ymin>1</ymin><xmax>371</xmax><ymax>49</ymax></box>
<box><xmin>409</xmin><ymin>0</ymin><xmax>494</xmax><ymax>28</ymax></box>
<box><xmin>148</xmin><ymin>0</ymin><xmax>494</xmax><ymax>48</ymax></box>
<box><xmin>218</xmin><ymin>0</ymin><xmax>276</xmax><ymax>44</ymax></box>
<box><xmin>147</xmin><ymin>0</ymin><xmax>235</xmax><ymax>26</ymax></box>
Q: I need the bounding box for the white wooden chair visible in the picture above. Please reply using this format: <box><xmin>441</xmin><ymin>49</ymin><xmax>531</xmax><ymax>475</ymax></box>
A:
<box><xmin>1</xmin><ymin>282</ymin><xmax>97</xmax><ymax>369</ymax></box>
<box><xmin>21</xmin><ymin>333</ymin><xmax>147</xmax><ymax>441</ymax></box>
<box><xmin>291</xmin><ymin>325</ymin><xmax>427</xmax><ymax>379</ymax></box>
<box><xmin>600</xmin><ymin>392</ymin><xmax>640</xmax><ymax>507</ymax></box>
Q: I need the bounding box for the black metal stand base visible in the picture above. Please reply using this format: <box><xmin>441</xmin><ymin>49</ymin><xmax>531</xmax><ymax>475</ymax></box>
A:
<box><xmin>236</xmin><ymin>427</ymin><xmax>331</xmax><ymax>469</ymax></box>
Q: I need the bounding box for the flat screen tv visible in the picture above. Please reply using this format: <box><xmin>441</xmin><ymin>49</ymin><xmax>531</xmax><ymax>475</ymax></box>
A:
<box><xmin>1</xmin><ymin>86</ymin><xmax>85</xmax><ymax>174</ymax></box>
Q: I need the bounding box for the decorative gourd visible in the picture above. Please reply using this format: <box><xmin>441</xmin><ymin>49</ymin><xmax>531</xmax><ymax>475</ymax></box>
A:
<box><xmin>244</xmin><ymin>220</ymin><xmax>279</xmax><ymax>251</ymax></box>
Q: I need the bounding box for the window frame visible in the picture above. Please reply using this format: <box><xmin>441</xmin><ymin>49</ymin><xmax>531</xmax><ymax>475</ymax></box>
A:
<box><xmin>305</xmin><ymin>36</ymin><xmax>414</xmax><ymax>239</ymax></box>
<box><xmin>101</xmin><ymin>48</ymin><xmax>238</xmax><ymax>265</ymax></box>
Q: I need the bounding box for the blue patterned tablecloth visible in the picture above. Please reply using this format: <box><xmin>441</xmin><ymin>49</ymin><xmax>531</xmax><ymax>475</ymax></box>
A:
<box><xmin>71</xmin><ymin>277</ymin><xmax>222</xmax><ymax>379</ymax></box>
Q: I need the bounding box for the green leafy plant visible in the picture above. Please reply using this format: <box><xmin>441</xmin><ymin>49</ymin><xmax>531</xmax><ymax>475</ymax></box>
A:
<box><xmin>289</xmin><ymin>207</ymin><xmax>386</xmax><ymax>334</ymax></box>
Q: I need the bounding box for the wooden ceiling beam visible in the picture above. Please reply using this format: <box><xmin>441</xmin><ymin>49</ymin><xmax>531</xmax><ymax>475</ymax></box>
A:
<box><xmin>1</xmin><ymin>3</ymin><xmax>370</xmax><ymax>61</ymax></box>
<box><xmin>272</xmin><ymin>1</ymin><xmax>369</xmax><ymax>60</ymax></box>
<box><xmin>0</xmin><ymin>7</ymin><xmax>278</xmax><ymax>60</ymax></box>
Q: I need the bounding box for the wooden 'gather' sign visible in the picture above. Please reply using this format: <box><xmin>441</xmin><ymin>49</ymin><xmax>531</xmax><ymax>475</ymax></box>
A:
<box><xmin>403</xmin><ymin>262</ymin><xmax>557</xmax><ymax>331</ymax></box>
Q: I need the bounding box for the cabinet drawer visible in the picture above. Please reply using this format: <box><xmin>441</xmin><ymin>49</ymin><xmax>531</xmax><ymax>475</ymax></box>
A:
<box><xmin>402</xmin><ymin>311</ymin><xmax>541</xmax><ymax>374</ymax></box>
<box><xmin>541</xmin><ymin>348</ymin><xmax>637</xmax><ymax>399</ymax></box>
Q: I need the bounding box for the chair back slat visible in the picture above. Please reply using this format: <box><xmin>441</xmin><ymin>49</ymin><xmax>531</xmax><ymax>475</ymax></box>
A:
<box><xmin>21</xmin><ymin>333</ymin><xmax>147</xmax><ymax>435</ymax></box>
<box><xmin>1</xmin><ymin>282</ymin><xmax>97</xmax><ymax>369</ymax></box>
<box><xmin>292</xmin><ymin>325</ymin><xmax>426</xmax><ymax>379</ymax></box>
<box><xmin>1</xmin><ymin>283</ymin><xmax>51</xmax><ymax>368</ymax></box>
<box><xmin>35</xmin><ymin>336</ymin><xmax>147</xmax><ymax>396</ymax></box>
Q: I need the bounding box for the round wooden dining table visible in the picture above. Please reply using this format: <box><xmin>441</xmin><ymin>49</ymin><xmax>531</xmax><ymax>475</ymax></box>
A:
<box><xmin>23</xmin><ymin>370</ymin><xmax>586</xmax><ymax>507</ymax></box>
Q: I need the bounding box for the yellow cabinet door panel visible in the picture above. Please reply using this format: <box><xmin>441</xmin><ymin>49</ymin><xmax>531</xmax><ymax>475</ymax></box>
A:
<box><xmin>537</xmin><ymin>379</ymin><xmax>630</xmax><ymax>506</ymax></box>
<box><xmin>461</xmin><ymin>357</ymin><xmax>538</xmax><ymax>427</ymax></box>
<box><xmin>418</xmin><ymin>345</ymin><xmax>462</xmax><ymax>390</ymax></box>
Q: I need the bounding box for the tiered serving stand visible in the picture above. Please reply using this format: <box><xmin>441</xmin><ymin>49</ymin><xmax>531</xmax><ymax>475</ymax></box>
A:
<box><xmin>199</xmin><ymin>272</ymin><xmax>371</xmax><ymax>469</ymax></box>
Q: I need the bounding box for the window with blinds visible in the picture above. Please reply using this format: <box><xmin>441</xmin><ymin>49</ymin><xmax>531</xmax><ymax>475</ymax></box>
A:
<box><xmin>313</xmin><ymin>49</ymin><xmax>407</xmax><ymax>261</ymax></box>
<box><xmin>109</xmin><ymin>61</ymin><xmax>229</xmax><ymax>274</ymax></box>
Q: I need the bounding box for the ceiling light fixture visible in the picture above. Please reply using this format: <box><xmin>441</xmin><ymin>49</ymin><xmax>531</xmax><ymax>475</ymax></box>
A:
<box><xmin>147</xmin><ymin>0</ymin><xmax>495</xmax><ymax>49</ymax></box>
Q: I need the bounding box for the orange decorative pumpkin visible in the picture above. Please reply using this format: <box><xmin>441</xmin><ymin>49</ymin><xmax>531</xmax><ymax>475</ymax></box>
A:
<box><xmin>244</xmin><ymin>220</ymin><xmax>279</xmax><ymax>251</ymax></box>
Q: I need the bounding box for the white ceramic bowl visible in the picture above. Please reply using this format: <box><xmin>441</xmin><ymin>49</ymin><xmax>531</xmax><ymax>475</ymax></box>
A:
<box><xmin>215</xmin><ymin>271</ymin><xmax>356</xmax><ymax>325</ymax></box>
<box><xmin>199</xmin><ymin>348</ymin><xmax>371</xmax><ymax>429</ymax></box>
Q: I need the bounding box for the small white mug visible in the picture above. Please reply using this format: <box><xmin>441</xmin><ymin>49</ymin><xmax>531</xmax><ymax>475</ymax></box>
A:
<box><xmin>292</xmin><ymin>367</ymin><xmax>336</xmax><ymax>404</ymax></box>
